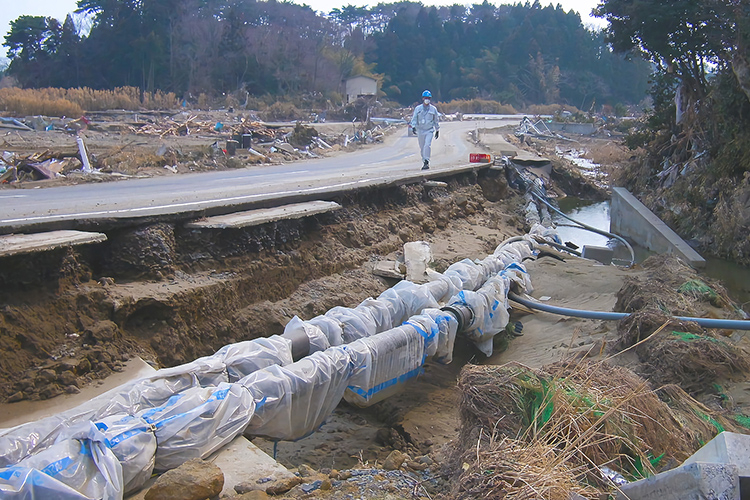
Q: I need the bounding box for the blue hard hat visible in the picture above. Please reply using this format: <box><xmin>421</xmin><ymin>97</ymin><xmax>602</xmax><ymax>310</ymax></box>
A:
<box><xmin>422</xmin><ymin>90</ymin><xmax>432</xmax><ymax>98</ymax></box>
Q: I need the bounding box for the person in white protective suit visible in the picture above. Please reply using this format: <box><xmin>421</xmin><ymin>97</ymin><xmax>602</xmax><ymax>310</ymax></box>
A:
<box><xmin>410</xmin><ymin>89</ymin><xmax>440</xmax><ymax>170</ymax></box>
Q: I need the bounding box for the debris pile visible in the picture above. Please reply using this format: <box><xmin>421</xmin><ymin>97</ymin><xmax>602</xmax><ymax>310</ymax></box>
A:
<box><xmin>128</xmin><ymin>114</ymin><xmax>281</xmax><ymax>142</ymax></box>
<box><xmin>0</xmin><ymin>150</ymin><xmax>83</xmax><ymax>182</ymax></box>
<box><xmin>0</xmin><ymin>111</ymin><xmax>397</xmax><ymax>185</ymax></box>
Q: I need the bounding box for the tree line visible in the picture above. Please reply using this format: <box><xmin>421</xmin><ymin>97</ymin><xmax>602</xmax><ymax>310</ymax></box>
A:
<box><xmin>3</xmin><ymin>0</ymin><xmax>651</xmax><ymax>109</ymax></box>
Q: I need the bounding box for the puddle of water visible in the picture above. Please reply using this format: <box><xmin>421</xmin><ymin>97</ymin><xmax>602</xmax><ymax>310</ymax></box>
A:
<box><xmin>555</xmin><ymin>197</ymin><xmax>750</xmax><ymax>310</ymax></box>
<box><xmin>554</xmin><ymin>197</ymin><xmax>611</xmax><ymax>247</ymax></box>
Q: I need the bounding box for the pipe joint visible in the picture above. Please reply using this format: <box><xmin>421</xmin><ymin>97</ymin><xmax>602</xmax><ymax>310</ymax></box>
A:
<box><xmin>441</xmin><ymin>304</ymin><xmax>474</xmax><ymax>333</ymax></box>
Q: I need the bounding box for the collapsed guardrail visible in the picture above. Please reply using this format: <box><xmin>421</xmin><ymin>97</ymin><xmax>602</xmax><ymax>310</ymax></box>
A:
<box><xmin>0</xmin><ymin>225</ymin><xmax>556</xmax><ymax>500</ymax></box>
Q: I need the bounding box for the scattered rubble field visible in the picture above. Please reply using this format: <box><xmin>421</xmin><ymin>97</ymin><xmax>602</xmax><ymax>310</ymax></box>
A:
<box><xmin>0</xmin><ymin>110</ymin><xmax>386</xmax><ymax>186</ymax></box>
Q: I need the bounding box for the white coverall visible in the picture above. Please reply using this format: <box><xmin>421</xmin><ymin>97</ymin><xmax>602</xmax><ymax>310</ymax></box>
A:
<box><xmin>410</xmin><ymin>103</ymin><xmax>440</xmax><ymax>164</ymax></box>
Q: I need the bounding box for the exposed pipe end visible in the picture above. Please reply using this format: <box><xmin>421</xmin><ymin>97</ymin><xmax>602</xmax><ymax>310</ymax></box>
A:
<box><xmin>441</xmin><ymin>304</ymin><xmax>474</xmax><ymax>333</ymax></box>
<box><xmin>282</xmin><ymin>329</ymin><xmax>311</xmax><ymax>361</ymax></box>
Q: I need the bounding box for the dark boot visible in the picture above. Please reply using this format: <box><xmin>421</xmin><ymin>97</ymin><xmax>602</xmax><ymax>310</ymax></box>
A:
<box><xmin>421</xmin><ymin>159</ymin><xmax>429</xmax><ymax>170</ymax></box>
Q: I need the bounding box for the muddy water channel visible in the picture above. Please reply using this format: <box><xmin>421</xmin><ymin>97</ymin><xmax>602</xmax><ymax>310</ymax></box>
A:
<box><xmin>555</xmin><ymin>197</ymin><xmax>750</xmax><ymax>312</ymax></box>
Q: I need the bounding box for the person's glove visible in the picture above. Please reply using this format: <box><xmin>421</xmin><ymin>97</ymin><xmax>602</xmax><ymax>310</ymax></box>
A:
<box><xmin>411</xmin><ymin>127</ymin><xmax>417</xmax><ymax>135</ymax></box>
<box><xmin>435</xmin><ymin>130</ymin><xmax>439</xmax><ymax>139</ymax></box>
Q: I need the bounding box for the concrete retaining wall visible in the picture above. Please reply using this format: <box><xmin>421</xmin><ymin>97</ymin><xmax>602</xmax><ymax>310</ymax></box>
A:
<box><xmin>610</xmin><ymin>187</ymin><xmax>705</xmax><ymax>268</ymax></box>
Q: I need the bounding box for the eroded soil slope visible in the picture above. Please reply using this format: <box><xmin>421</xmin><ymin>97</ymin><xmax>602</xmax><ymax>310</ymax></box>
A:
<box><xmin>0</xmin><ymin>170</ymin><xmax>523</xmax><ymax>404</ymax></box>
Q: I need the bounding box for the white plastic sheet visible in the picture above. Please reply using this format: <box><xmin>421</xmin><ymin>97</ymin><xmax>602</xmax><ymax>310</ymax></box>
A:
<box><xmin>94</xmin><ymin>414</ymin><xmax>156</xmax><ymax>494</ymax></box>
<box><xmin>282</xmin><ymin>317</ymin><xmax>330</xmax><ymax>354</ymax></box>
<box><xmin>421</xmin><ymin>309</ymin><xmax>458</xmax><ymax>364</ymax></box>
<box><xmin>138</xmin><ymin>382</ymin><xmax>255</xmax><ymax>471</ymax></box>
<box><xmin>242</xmin><ymin>348</ymin><xmax>351</xmax><ymax>441</ymax></box>
<box><xmin>308</xmin><ymin>315</ymin><xmax>345</xmax><ymax>346</ymax></box>
<box><xmin>444</xmin><ymin>259</ymin><xmax>485</xmax><ymax>290</ymax></box>
<box><xmin>94</xmin><ymin>354</ymin><xmax>231</xmax><ymax>420</ymax></box>
<box><xmin>0</xmin><ymin>413</ymin><xmax>93</xmax><ymax>470</ymax></box>
<box><xmin>356</xmin><ymin>298</ymin><xmax>393</xmax><ymax>334</ymax></box>
<box><xmin>390</xmin><ymin>280</ymin><xmax>440</xmax><ymax>316</ymax></box>
<box><xmin>424</xmin><ymin>270</ymin><xmax>462</xmax><ymax>304</ymax></box>
<box><xmin>376</xmin><ymin>287</ymin><xmax>409</xmax><ymax>325</ymax></box>
<box><xmin>325</xmin><ymin>306</ymin><xmax>377</xmax><ymax>342</ymax></box>
<box><xmin>217</xmin><ymin>336</ymin><xmax>294</xmax><ymax>381</ymax></box>
<box><xmin>344</xmin><ymin>322</ymin><xmax>428</xmax><ymax>407</ymax></box>
<box><xmin>447</xmin><ymin>273</ymin><xmax>511</xmax><ymax>357</ymax></box>
<box><xmin>503</xmin><ymin>262</ymin><xmax>534</xmax><ymax>294</ymax></box>
<box><xmin>0</xmin><ymin>335</ymin><xmax>292</xmax><ymax>472</ymax></box>
<box><xmin>0</xmin><ymin>424</ymin><xmax>123</xmax><ymax>500</ymax></box>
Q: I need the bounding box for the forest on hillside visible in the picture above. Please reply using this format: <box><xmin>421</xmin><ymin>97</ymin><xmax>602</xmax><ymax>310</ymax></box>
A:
<box><xmin>2</xmin><ymin>0</ymin><xmax>651</xmax><ymax>109</ymax></box>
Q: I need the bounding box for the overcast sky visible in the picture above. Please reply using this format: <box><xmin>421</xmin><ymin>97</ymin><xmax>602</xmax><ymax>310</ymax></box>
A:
<box><xmin>2</xmin><ymin>0</ymin><xmax>605</xmax><ymax>56</ymax></box>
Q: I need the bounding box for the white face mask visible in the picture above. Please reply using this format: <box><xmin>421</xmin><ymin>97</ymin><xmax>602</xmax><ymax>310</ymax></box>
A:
<box><xmin>423</xmin><ymin>99</ymin><xmax>430</xmax><ymax>105</ymax></box>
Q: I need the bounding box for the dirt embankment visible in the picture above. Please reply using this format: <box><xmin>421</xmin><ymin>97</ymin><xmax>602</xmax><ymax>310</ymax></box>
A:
<box><xmin>0</xmin><ymin>170</ymin><xmax>521</xmax><ymax>405</ymax></box>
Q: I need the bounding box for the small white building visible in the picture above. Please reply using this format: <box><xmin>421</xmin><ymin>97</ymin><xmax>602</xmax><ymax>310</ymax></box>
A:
<box><xmin>345</xmin><ymin>75</ymin><xmax>377</xmax><ymax>104</ymax></box>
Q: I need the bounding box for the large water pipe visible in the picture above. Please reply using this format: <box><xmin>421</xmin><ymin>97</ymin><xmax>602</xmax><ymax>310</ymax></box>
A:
<box><xmin>508</xmin><ymin>291</ymin><xmax>750</xmax><ymax>330</ymax></box>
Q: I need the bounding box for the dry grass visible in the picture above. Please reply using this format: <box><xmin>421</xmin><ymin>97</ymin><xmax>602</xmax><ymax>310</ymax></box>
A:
<box><xmin>441</xmin><ymin>98</ymin><xmax>517</xmax><ymax>115</ymax></box>
<box><xmin>454</xmin><ymin>356</ymin><xmax>745</xmax><ymax>499</ymax></box>
<box><xmin>0</xmin><ymin>92</ymin><xmax>82</xmax><ymax>117</ymax></box>
<box><xmin>611</xmin><ymin>254</ymin><xmax>750</xmax><ymax>391</ymax></box>
<box><xmin>458</xmin><ymin>432</ymin><xmax>601</xmax><ymax>500</ymax></box>
<box><xmin>617</xmin><ymin>312</ymin><xmax>750</xmax><ymax>392</ymax></box>
<box><xmin>0</xmin><ymin>87</ymin><xmax>178</xmax><ymax>116</ymax></box>
<box><xmin>616</xmin><ymin>255</ymin><xmax>734</xmax><ymax>315</ymax></box>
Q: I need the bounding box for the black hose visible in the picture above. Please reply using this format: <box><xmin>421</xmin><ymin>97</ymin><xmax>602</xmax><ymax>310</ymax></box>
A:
<box><xmin>528</xmin><ymin>188</ymin><xmax>635</xmax><ymax>267</ymax></box>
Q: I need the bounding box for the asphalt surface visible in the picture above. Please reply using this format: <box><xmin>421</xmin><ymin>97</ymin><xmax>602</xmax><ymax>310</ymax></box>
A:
<box><xmin>0</xmin><ymin>119</ymin><xmax>518</xmax><ymax>232</ymax></box>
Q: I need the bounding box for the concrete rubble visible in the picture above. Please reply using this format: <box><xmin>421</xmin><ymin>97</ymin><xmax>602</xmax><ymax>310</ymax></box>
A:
<box><xmin>616</xmin><ymin>432</ymin><xmax>750</xmax><ymax>500</ymax></box>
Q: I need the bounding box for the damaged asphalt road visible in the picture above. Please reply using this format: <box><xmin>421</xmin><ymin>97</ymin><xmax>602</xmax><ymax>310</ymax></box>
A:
<box><xmin>0</xmin><ymin>120</ymin><xmax>513</xmax><ymax>233</ymax></box>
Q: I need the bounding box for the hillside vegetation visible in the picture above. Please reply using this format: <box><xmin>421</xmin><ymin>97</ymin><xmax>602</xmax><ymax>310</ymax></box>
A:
<box><xmin>2</xmin><ymin>0</ymin><xmax>649</xmax><ymax>109</ymax></box>
<box><xmin>602</xmin><ymin>0</ymin><xmax>750</xmax><ymax>266</ymax></box>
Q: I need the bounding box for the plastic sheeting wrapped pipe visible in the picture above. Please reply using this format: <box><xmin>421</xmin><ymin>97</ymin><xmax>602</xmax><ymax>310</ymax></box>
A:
<box><xmin>278</xmin><ymin>231</ymin><xmax>539</xmax><ymax>360</ymax></box>
<box><xmin>0</xmin><ymin>227</ymin><xmax>555</xmax><ymax>499</ymax></box>
<box><xmin>1</xmin><ymin>233</ymin><xmax>541</xmax><ymax>463</ymax></box>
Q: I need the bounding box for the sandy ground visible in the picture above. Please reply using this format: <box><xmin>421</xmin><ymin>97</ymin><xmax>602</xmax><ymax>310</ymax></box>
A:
<box><xmin>488</xmin><ymin>257</ymin><xmax>635</xmax><ymax>368</ymax></box>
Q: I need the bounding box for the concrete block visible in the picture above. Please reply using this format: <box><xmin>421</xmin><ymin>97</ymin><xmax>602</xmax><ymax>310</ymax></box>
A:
<box><xmin>683</xmin><ymin>431</ymin><xmax>750</xmax><ymax>477</ymax></box>
<box><xmin>545</xmin><ymin>121</ymin><xmax>597</xmax><ymax>135</ymax></box>
<box><xmin>610</xmin><ymin>187</ymin><xmax>705</xmax><ymax>268</ymax></box>
<box><xmin>0</xmin><ymin>230</ymin><xmax>107</xmax><ymax>257</ymax></box>
<box><xmin>615</xmin><ymin>462</ymin><xmax>739</xmax><ymax>500</ymax></box>
<box><xmin>208</xmin><ymin>435</ymin><xmax>294</xmax><ymax>497</ymax></box>
<box><xmin>127</xmin><ymin>435</ymin><xmax>293</xmax><ymax>499</ymax></box>
<box><xmin>186</xmin><ymin>201</ymin><xmax>341</xmax><ymax>229</ymax></box>
<box><xmin>372</xmin><ymin>260</ymin><xmax>404</xmax><ymax>279</ymax></box>
<box><xmin>581</xmin><ymin>245</ymin><xmax>613</xmax><ymax>265</ymax></box>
